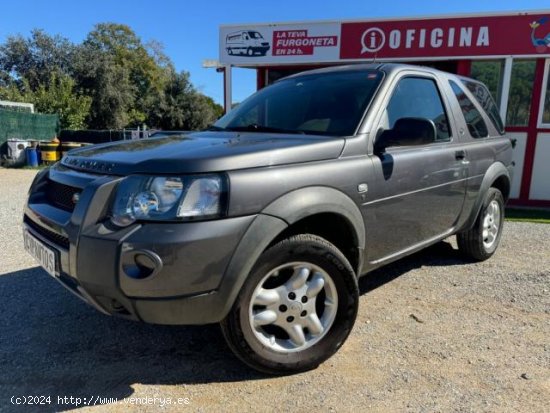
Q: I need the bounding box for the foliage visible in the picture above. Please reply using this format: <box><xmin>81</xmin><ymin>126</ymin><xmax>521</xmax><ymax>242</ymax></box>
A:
<box><xmin>0</xmin><ymin>73</ymin><xmax>91</xmax><ymax>130</ymax></box>
<box><xmin>471</xmin><ymin>61</ymin><xmax>502</xmax><ymax>103</ymax></box>
<box><xmin>0</xmin><ymin>29</ymin><xmax>74</xmax><ymax>91</ymax></box>
<box><xmin>506</xmin><ymin>61</ymin><xmax>536</xmax><ymax>126</ymax></box>
<box><xmin>148</xmin><ymin>70</ymin><xmax>222</xmax><ymax>130</ymax></box>
<box><xmin>31</xmin><ymin>73</ymin><xmax>92</xmax><ymax>130</ymax></box>
<box><xmin>0</xmin><ymin>24</ymin><xmax>220</xmax><ymax>131</ymax></box>
<box><xmin>203</xmin><ymin>95</ymin><xmax>224</xmax><ymax>120</ymax></box>
<box><xmin>73</xmin><ymin>23</ymin><xmax>169</xmax><ymax>128</ymax></box>
<box><xmin>72</xmin><ymin>48</ymin><xmax>135</xmax><ymax>129</ymax></box>
<box><xmin>468</xmin><ymin>60</ymin><xmax>537</xmax><ymax>127</ymax></box>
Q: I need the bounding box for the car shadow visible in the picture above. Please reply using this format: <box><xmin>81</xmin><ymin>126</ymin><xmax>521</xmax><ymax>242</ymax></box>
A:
<box><xmin>0</xmin><ymin>267</ymin><xmax>266</xmax><ymax>412</ymax></box>
<box><xmin>358</xmin><ymin>240</ymin><xmax>470</xmax><ymax>295</ymax></box>
<box><xmin>0</xmin><ymin>241</ymin><xmax>470</xmax><ymax>411</ymax></box>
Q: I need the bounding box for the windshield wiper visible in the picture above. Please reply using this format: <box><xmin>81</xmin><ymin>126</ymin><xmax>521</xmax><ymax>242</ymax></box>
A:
<box><xmin>224</xmin><ymin>124</ymin><xmax>305</xmax><ymax>134</ymax></box>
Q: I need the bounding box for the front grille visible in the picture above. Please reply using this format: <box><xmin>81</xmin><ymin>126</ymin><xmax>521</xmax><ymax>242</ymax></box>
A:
<box><xmin>45</xmin><ymin>180</ymin><xmax>82</xmax><ymax>212</ymax></box>
<box><xmin>24</xmin><ymin>216</ymin><xmax>70</xmax><ymax>250</ymax></box>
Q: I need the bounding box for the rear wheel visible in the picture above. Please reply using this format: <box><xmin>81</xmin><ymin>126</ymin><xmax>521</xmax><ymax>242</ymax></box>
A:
<box><xmin>221</xmin><ymin>234</ymin><xmax>359</xmax><ymax>374</ymax></box>
<box><xmin>457</xmin><ymin>187</ymin><xmax>504</xmax><ymax>261</ymax></box>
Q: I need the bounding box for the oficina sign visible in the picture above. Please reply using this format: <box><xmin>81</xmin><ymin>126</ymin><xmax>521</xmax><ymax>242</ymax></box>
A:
<box><xmin>340</xmin><ymin>14</ymin><xmax>549</xmax><ymax>58</ymax></box>
<box><xmin>349</xmin><ymin>25</ymin><xmax>490</xmax><ymax>55</ymax></box>
<box><xmin>219</xmin><ymin>13</ymin><xmax>550</xmax><ymax>65</ymax></box>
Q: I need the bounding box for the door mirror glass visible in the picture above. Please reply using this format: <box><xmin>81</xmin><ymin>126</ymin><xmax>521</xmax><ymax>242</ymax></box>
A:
<box><xmin>374</xmin><ymin>117</ymin><xmax>437</xmax><ymax>153</ymax></box>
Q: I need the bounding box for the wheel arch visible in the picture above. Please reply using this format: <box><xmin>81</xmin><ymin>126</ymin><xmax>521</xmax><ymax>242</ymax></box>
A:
<box><xmin>463</xmin><ymin>162</ymin><xmax>511</xmax><ymax>231</ymax></box>
<box><xmin>262</xmin><ymin>186</ymin><xmax>366</xmax><ymax>258</ymax></box>
<box><xmin>214</xmin><ymin>187</ymin><xmax>365</xmax><ymax>321</ymax></box>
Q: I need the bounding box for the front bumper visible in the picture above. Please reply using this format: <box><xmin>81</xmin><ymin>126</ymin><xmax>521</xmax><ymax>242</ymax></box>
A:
<box><xmin>23</xmin><ymin>165</ymin><xmax>257</xmax><ymax>324</ymax></box>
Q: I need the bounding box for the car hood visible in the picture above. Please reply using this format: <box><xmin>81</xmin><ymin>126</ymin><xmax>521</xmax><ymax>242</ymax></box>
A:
<box><xmin>60</xmin><ymin>131</ymin><xmax>345</xmax><ymax>175</ymax></box>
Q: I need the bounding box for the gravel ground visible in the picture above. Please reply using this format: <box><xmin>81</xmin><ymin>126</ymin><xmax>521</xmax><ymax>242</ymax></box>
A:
<box><xmin>0</xmin><ymin>168</ymin><xmax>548</xmax><ymax>413</ymax></box>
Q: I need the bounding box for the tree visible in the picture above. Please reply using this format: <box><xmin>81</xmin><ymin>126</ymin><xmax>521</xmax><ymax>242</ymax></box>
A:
<box><xmin>202</xmin><ymin>95</ymin><xmax>224</xmax><ymax>120</ymax></box>
<box><xmin>73</xmin><ymin>47</ymin><xmax>135</xmax><ymax>129</ymax></box>
<box><xmin>73</xmin><ymin>23</ymin><xmax>170</xmax><ymax>128</ymax></box>
<box><xmin>148</xmin><ymin>70</ymin><xmax>220</xmax><ymax>130</ymax></box>
<box><xmin>0</xmin><ymin>23</ymin><xmax>221</xmax><ymax>131</ymax></box>
<box><xmin>0</xmin><ymin>29</ymin><xmax>74</xmax><ymax>91</ymax></box>
<box><xmin>30</xmin><ymin>73</ymin><xmax>92</xmax><ymax>130</ymax></box>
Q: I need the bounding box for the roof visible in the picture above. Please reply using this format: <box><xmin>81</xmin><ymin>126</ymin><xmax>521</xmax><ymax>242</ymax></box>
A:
<box><xmin>280</xmin><ymin>63</ymin><xmax>464</xmax><ymax>81</ymax></box>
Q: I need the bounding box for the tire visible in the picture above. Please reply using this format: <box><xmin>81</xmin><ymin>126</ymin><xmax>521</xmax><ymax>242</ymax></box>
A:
<box><xmin>457</xmin><ymin>187</ymin><xmax>505</xmax><ymax>261</ymax></box>
<box><xmin>221</xmin><ymin>234</ymin><xmax>359</xmax><ymax>375</ymax></box>
<box><xmin>227</xmin><ymin>48</ymin><xmax>232</xmax><ymax>55</ymax></box>
<box><xmin>247</xmin><ymin>47</ymin><xmax>254</xmax><ymax>56</ymax></box>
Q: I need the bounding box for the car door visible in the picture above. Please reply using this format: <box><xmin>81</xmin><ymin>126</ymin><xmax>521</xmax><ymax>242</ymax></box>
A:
<box><xmin>363</xmin><ymin>72</ymin><xmax>468</xmax><ymax>263</ymax></box>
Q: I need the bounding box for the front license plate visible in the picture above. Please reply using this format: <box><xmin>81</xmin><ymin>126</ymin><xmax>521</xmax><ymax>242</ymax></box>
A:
<box><xmin>23</xmin><ymin>229</ymin><xmax>57</xmax><ymax>277</ymax></box>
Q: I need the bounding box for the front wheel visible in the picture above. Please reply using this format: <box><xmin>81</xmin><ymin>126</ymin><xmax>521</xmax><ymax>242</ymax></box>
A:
<box><xmin>221</xmin><ymin>234</ymin><xmax>359</xmax><ymax>374</ymax></box>
<box><xmin>457</xmin><ymin>187</ymin><xmax>505</xmax><ymax>261</ymax></box>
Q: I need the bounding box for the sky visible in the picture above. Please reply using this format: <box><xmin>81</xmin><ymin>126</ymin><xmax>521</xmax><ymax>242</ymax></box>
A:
<box><xmin>0</xmin><ymin>0</ymin><xmax>546</xmax><ymax>104</ymax></box>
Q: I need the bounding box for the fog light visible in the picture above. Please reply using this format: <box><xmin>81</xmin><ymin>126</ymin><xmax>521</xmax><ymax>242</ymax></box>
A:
<box><xmin>121</xmin><ymin>250</ymin><xmax>163</xmax><ymax>279</ymax></box>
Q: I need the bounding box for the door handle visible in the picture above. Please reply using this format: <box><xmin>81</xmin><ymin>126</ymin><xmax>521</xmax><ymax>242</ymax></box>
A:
<box><xmin>455</xmin><ymin>150</ymin><xmax>466</xmax><ymax>160</ymax></box>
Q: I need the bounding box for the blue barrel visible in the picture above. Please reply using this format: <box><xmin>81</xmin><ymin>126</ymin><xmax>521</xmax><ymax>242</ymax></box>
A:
<box><xmin>25</xmin><ymin>147</ymin><xmax>38</xmax><ymax>167</ymax></box>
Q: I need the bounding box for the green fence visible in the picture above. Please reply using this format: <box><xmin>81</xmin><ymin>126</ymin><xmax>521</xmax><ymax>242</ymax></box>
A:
<box><xmin>59</xmin><ymin>129</ymin><xmax>129</xmax><ymax>144</ymax></box>
<box><xmin>0</xmin><ymin>110</ymin><xmax>59</xmax><ymax>144</ymax></box>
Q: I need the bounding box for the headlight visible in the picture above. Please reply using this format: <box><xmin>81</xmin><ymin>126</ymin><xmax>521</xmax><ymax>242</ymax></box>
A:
<box><xmin>111</xmin><ymin>174</ymin><xmax>225</xmax><ymax>226</ymax></box>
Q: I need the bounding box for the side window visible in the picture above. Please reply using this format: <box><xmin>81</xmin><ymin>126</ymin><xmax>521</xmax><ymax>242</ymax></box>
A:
<box><xmin>449</xmin><ymin>80</ymin><xmax>489</xmax><ymax>138</ymax></box>
<box><xmin>384</xmin><ymin>77</ymin><xmax>451</xmax><ymax>142</ymax></box>
<box><xmin>461</xmin><ymin>79</ymin><xmax>504</xmax><ymax>134</ymax></box>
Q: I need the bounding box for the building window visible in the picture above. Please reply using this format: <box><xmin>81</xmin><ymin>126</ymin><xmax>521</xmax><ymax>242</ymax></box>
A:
<box><xmin>540</xmin><ymin>59</ymin><xmax>550</xmax><ymax>126</ymax></box>
<box><xmin>506</xmin><ymin>60</ymin><xmax>536</xmax><ymax>127</ymax></box>
<box><xmin>470</xmin><ymin>60</ymin><xmax>504</xmax><ymax>108</ymax></box>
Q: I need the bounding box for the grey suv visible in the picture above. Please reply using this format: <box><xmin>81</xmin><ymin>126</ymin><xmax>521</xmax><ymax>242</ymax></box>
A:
<box><xmin>23</xmin><ymin>64</ymin><xmax>513</xmax><ymax>374</ymax></box>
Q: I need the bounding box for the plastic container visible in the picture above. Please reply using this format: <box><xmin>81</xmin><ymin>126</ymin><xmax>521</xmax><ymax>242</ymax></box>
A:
<box><xmin>40</xmin><ymin>141</ymin><xmax>61</xmax><ymax>163</ymax></box>
<box><xmin>61</xmin><ymin>142</ymin><xmax>81</xmax><ymax>157</ymax></box>
<box><xmin>25</xmin><ymin>147</ymin><xmax>38</xmax><ymax>167</ymax></box>
<box><xmin>6</xmin><ymin>139</ymin><xmax>30</xmax><ymax>165</ymax></box>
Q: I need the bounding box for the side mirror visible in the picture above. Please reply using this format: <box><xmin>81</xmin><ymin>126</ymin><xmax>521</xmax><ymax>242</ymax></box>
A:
<box><xmin>374</xmin><ymin>117</ymin><xmax>437</xmax><ymax>153</ymax></box>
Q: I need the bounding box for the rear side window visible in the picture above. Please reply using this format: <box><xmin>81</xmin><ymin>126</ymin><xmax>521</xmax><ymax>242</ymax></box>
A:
<box><xmin>385</xmin><ymin>77</ymin><xmax>451</xmax><ymax>141</ymax></box>
<box><xmin>461</xmin><ymin>79</ymin><xmax>504</xmax><ymax>134</ymax></box>
<box><xmin>449</xmin><ymin>80</ymin><xmax>489</xmax><ymax>138</ymax></box>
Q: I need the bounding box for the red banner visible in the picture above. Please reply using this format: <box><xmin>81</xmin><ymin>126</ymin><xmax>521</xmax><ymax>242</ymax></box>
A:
<box><xmin>340</xmin><ymin>14</ymin><xmax>550</xmax><ymax>59</ymax></box>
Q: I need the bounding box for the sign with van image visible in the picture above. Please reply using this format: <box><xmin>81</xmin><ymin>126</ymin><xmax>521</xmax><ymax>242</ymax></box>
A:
<box><xmin>220</xmin><ymin>23</ymin><xmax>341</xmax><ymax>64</ymax></box>
<box><xmin>226</xmin><ymin>30</ymin><xmax>270</xmax><ymax>57</ymax></box>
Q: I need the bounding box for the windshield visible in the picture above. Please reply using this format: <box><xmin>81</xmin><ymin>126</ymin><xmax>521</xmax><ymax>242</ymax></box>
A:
<box><xmin>214</xmin><ymin>70</ymin><xmax>384</xmax><ymax>136</ymax></box>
